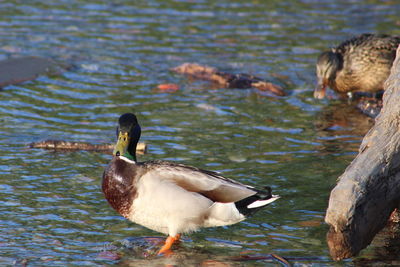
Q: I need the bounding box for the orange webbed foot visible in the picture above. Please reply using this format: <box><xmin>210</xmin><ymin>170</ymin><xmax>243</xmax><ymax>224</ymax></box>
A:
<box><xmin>157</xmin><ymin>234</ymin><xmax>181</xmax><ymax>256</ymax></box>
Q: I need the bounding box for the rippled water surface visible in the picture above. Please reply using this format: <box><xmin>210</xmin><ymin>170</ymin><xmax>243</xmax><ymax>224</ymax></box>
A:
<box><xmin>1</xmin><ymin>1</ymin><xmax>400</xmax><ymax>266</ymax></box>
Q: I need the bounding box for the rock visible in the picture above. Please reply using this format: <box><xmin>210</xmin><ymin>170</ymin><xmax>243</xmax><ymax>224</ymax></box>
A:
<box><xmin>0</xmin><ymin>56</ymin><xmax>64</xmax><ymax>88</ymax></box>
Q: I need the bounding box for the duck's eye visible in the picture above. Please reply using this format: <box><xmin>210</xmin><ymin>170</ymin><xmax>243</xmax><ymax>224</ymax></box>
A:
<box><xmin>116</xmin><ymin>151</ymin><xmax>120</xmax><ymax>157</ymax></box>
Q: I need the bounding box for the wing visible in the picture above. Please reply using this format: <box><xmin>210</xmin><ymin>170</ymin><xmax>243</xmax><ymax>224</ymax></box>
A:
<box><xmin>339</xmin><ymin>34</ymin><xmax>399</xmax><ymax>65</ymax></box>
<box><xmin>140</xmin><ymin>160</ymin><xmax>257</xmax><ymax>203</ymax></box>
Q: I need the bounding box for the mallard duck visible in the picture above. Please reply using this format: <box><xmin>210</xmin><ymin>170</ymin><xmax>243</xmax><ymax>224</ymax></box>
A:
<box><xmin>102</xmin><ymin>113</ymin><xmax>279</xmax><ymax>255</ymax></box>
<box><xmin>314</xmin><ymin>33</ymin><xmax>400</xmax><ymax>99</ymax></box>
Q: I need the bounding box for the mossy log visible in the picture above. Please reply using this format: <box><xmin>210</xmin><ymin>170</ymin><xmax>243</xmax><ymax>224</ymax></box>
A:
<box><xmin>30</xmin><ymin>140</ymin><xmax>147</xmax><ymax>154</ymax></box>
<box><xmin>172</xmin><ymin>63</ymin><xmax>286</xmax><ymax>96</ymax></box>
<box><xmin>325</xmin><ymin>45</ymin><xmax>400</xmax><ymax>260</ymax></box>
<box><xmin>0</xmin><ymin>56</ymin><xmax>63</xmax><ymax>88</ymax></box>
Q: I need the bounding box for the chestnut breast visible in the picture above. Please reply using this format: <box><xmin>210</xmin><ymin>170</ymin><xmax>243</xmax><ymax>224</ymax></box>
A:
<box><xmin>102</xmin><ymin>157</ymin><xmax>140</xmax><ymax>218</ymax></box>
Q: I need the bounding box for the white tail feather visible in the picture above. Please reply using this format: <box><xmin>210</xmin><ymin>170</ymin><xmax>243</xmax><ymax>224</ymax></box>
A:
<box><xmin>247</xmin><ymin>195</ymin><xmax>280</xmax><ymax>209</ymax></box>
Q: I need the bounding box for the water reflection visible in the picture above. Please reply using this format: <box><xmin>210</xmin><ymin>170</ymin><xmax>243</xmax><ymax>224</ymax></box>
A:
<box><xmin>354</xmin><ymin>221</ymin><xmax>400</xmax><ymax>266</ymax></box>
<box><xmin>98</xmin><ymin>236</ymin><xmax>324</xmax><ymax>266</ymax></box>
<box><xmin>315</xmin><ymin>101</ymin><xmax>374</xmax><ymax>154</ymax></box>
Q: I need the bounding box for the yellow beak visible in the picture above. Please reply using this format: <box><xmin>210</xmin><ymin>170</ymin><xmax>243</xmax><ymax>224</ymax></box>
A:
<box><xmin>113</xmin><ymin>131</ymin><xmax>130</xmax><ymax>156</ymax></box>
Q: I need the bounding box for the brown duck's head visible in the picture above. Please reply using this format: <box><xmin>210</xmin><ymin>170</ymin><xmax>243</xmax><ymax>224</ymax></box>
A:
<box><xmin>113</xmin><ymin>113</ymin><xmax>141</xmax><ymax>161</ymax></box>
<box><xmin>314</xmin><ymin>51</ymin><xmax>342</xmax><ymax>99</ymax></box>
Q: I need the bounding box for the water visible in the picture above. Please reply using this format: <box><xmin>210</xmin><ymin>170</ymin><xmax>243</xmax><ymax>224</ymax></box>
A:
<box><xmin>0</xmin><ymin>0</ymin><xmax>399</xmax><ymax>266</ymax></box>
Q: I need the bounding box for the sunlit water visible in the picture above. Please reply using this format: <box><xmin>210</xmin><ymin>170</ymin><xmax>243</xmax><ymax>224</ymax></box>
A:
<box><xmin>0</xmin><ymin>0</ymin><xmax>399</xmax><ymax>266</ymax></box>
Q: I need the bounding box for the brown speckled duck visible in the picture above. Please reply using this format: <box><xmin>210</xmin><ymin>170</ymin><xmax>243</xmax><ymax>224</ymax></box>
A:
<box><xmin>102</xmin><ymin>113</ymin><xmax>279</xmax><ymax>255</ymax></box>
<box><xmin>314</xmin><ymin>33</ymin><xmax>400</xmax><ymax>99</ymax></box>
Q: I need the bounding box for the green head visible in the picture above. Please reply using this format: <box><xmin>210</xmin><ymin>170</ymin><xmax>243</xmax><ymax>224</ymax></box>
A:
<box><xmin>113</xmin><ymin>113</ymin><xmax>141</xmax><ymax>161</ymax></box>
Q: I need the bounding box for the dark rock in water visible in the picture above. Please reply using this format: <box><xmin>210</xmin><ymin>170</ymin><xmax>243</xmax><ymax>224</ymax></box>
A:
<box><xmin>356</xmin><ymin>98</ymin><xmax>383</xmax><ymax>118</ymax></box>
<box><xmin>0</xmin><ymin>56</ymin><xmax>64</xmax><ymax>88</ymax></box>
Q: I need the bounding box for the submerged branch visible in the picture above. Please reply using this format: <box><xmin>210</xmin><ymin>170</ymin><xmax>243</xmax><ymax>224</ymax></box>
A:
<box><xmin>232</xmin><ymin>254</ymin><xmax>291</xmax><ymax>266</ymax></box>
<box><xmin>30</xmin><ymin>140</ymin><xmax>147</xmax><ymax>154</ymax></box>
<box><xmin>172</xmin><ymin>63</ymin><xmax>287</xmax><ymax>96</ymax></box>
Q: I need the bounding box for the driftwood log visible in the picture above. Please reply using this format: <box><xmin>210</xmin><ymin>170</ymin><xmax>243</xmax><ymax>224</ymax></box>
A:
<box><xmin>172</xmin><ymin>63</ymin><xmax>286</xmax><ymax>96</ymax></box>
<box><xmin>325</xmin><ymin>45</ymin><xmax>400</xmax><ymax>260</ymax></box>
<box><xmin>0</xmin><ymin>56</ymin><xmax>63</xmax><ymax>88</ymax></box>
<box><xmin>30</xmin><ymin>140</ymin><xmax>147</xmax><ymax>154</ymax></box>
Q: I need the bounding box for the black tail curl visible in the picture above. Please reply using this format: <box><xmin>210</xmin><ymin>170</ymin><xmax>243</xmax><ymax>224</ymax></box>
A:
<box><xmin>234</xmin><ymin>186</ymin><xmax>273</xmax><ymax>216</ymax></box>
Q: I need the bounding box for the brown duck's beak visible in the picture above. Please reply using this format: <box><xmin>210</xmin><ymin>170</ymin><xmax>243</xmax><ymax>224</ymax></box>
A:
<box><xmin>314</xmin><ymin>81</ymin><xmax>327</xmax><ymax>99</ymax></box>
<box><xmin>113</xmin><ymin>131</ymin><xmax>130</xmax><ymax>157</ymax></box>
